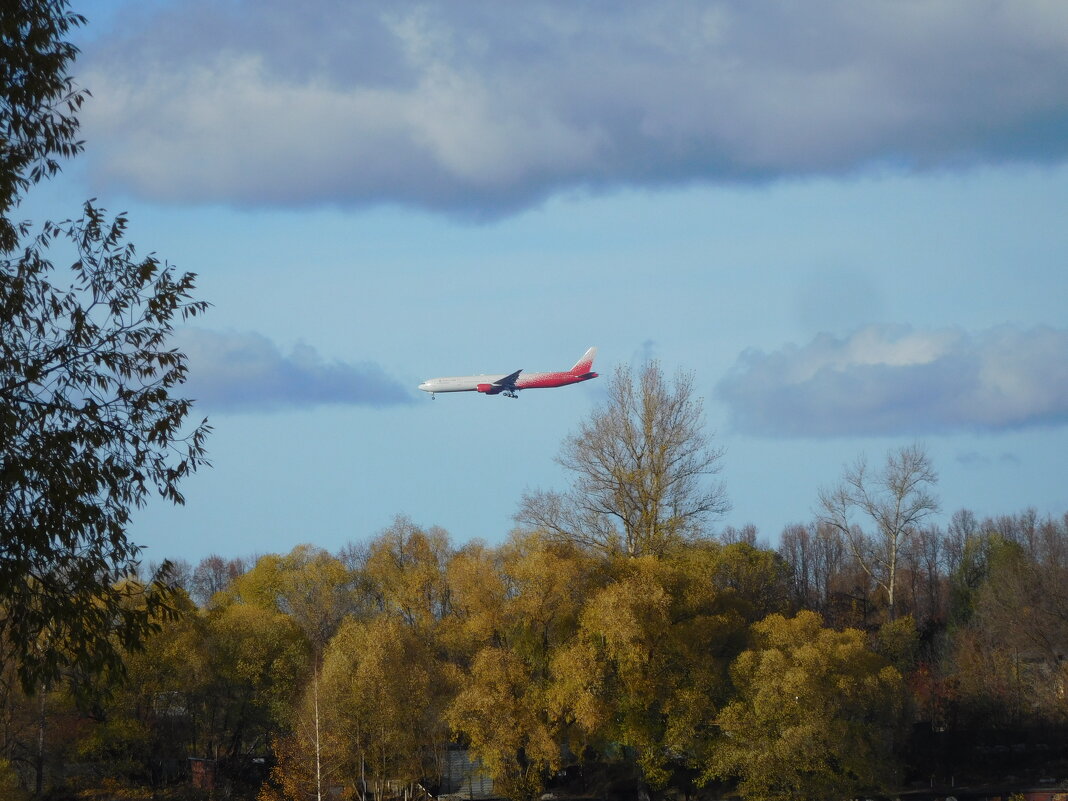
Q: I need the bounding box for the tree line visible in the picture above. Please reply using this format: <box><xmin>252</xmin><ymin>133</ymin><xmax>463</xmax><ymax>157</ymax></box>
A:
<box><xmin>3</xmin><ymin>505</ymin><xmax>1067</xmax><ymax>799</ymax></box>
<box><xmin>3</xmin><ymin>362</ymin><xmax>1066</xmax><ymax>799</ymax></box>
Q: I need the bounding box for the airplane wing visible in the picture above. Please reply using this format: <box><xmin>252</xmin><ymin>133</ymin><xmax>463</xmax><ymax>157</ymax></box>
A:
<box><xmin>494</xmin><ymin>369</ymin><xmax>522</xmax><ymax>389</ymax></box>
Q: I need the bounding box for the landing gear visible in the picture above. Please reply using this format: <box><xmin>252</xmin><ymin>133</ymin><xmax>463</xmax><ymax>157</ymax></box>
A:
<box><xmin>503</xmin><ymin>390</ymin><xmax>519</xmax><ymax>399</ymax></box>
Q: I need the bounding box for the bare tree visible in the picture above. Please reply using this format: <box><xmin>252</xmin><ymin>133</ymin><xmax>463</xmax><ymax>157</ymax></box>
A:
<box><xmin>190</xmin><ymin>554</ymin><xmax>248</xmax><ymax>607</ymax></box>
<box><xmin>720</xmin><ymin>524</ymin><xmax>759</xmax><ymax>546</ymax></box>
<box><xmin>148</xmin><ymin>558</ymin><xmax>194</xmax><ymax>594</ymax></box>
<box><xmin>899</xmin><ymin>524</ymin><xmax>947</xmax><ymax>626</ymax></box>
<box><xmin>943</xmin><ymin>508</ymin><xmax>979</xmax><ymax>579</ymax></box>
<box><xmin>779</xmin><ymin>521</ymin><xmax>849</xmax><ymax>615</ymax></box>
<box><xmin>517</xmin><ymin>362</ymin><xmax>728</xmax><ymax>558</ymax></box>
<box><xmin>779</xmin><ymin>524</ymin><xmax>814</xmax><ymax>610</ymax></box>
<box><xmin>818</xmin><ymin>443</ymin><xmax>939</xmax><ymax>619</ymax></box>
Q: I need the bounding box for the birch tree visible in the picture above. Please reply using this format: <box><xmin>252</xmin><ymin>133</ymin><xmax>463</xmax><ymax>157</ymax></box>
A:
<box><xmin>818</xmin><ymin>444</ymin><xmax>939</xmax><ymax>619</ymax></box>
<box><xmin>446</xmin><ymin>533</ymin><xmax>601</xmax><ymax>800</ymax></box>
<box><xmin>317</xmin><ymin>617</ymin><xmax>449</xmax><ymax>800</ymax></box>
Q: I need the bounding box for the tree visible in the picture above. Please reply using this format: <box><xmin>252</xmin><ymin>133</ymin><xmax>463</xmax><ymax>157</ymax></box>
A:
<box><xmin>449</xmin><ymin>646</ymin><xmax>560</xmax><ymax>801</ymax></box>
<box><xmin>818</xmin><ymin>444</ymin><xmax>939</xmax><ymax>620</ymax></box>
<box><xmin>5</xmin><ymin>583</ymin><xmax>201</xmax><ymax>795</ymax></box>
<box><xmin>0</xmin><ymin>647</ymin><xmax>82</xmax><ymax>795</ymax></box>
<box><xmin>441</xmin><ymin>539</ymin><xmax>508</xmax><ymax>661</ymax></box>
<box><xmin>949</xmin><ymin>517</ymin><xmax>1068</xmax><ymax>726</ymax></box>
<box><xmin>518</xmin><ymin>362</ymin><xmax>728</xmax><ymax>558</ymax></box>
<box><xmin>200</xmin><ymin>602</ymin><xmax>309</xmax><ymax>762</ymax></box>
<box><xmin>778</xmin><ymin>522</ymin><xmax>848</xmax><ymax>616</ymax></box>
<box><xmin>898</xmin><ymin>524</ymin><xmax>948</xmax><ymax>627</ymax></box>
<box><xmin>497</xmin><ymin>532</ymin><xmax>603</xmax><ymax>678</ymax></box>
<box><xmin>66</xmin><ymin>589</ymin><xmax>202</xmax><ymax>789</ymax></box>
<box><xmin>707</xmin><ymin>611</ymin><xmax>905</xmax><ymax>801</ymax></box>
<box><xmin>711</xmin><ymin>542</ymin><xmax>790</xmax><ymax>623</ymax></box>
<box><xmin>218</xmin><ymin>546</ymin><xmax>361</xmax><ymax>800</ymax></box>
<box><xmin>363</xmin><ymin>517</ymin><xmax>452</xmax><ymax>632</ymax></box>
<box><xmin>446</xmin><ymin>533</ymin><xmax>602</xmax><ymax>801</ymax></box>
<box><xmin>1</xmin><ymin>203</ymin><xmax>210</xmax><ymax>690</ymax></box>
<box><xmin>0</xmin><ymin>1</ymin><xmax>87</xmax><ymax>245</ymax></box>
<box><xmin>315</xmin><ymin>616</ymin><xmax>449</xmax><ymax>801</ymax></box>
<box><xmin>189</xmin><ymin>554</ymin><xmax>247</xmax><ymax>608</ymax></box>
<box><xmin>1</xmin><ymin>1</ymin><xmax>211</xmax><ymax>690</ymax></box>
<box><xmin>222</xmin><ymin>545</ymin><xmax>358</xmax><ymax>652</ymax></box>
<box><xmin>551</xmin><ymin>550</ymin><xmax>747</xmax><ymax>787</ymax></box>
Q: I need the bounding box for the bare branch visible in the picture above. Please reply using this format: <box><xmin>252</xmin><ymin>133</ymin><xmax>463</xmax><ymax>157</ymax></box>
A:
<box><xmin>517</xmin><ymin>362</ymin><xmax>728</xmax><ymax>558</ymax></box>
<box><xmin>817</xmin><ymin>443</ymin><xmax>939</xmax><ymax>619</ymax></box>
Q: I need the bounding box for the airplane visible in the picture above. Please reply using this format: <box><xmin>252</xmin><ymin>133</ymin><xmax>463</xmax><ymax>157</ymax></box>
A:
<box><xmin>418</xmin><ymin>347</ymin><xmax>598</xmax><ymax>399</ymax></box>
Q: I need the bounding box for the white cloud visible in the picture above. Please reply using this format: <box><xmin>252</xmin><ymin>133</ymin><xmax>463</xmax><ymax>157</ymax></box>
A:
<box><xmin>717</xmin><ymin>325</ymin><xmax>1068</xmax><ymax>436</ymax></box>
<box><xmin>174</xmin><ymin>328</ymin><xmax>413</xmax><ymax>412</ymax></box>
<box><xmin>78</xmin><ymin>0</ymin><xmax>1068</xmax><ymax>215</ymax></box>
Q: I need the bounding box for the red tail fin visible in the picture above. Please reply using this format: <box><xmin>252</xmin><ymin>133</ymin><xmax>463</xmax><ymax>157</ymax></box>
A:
<box><xmin>570</xmin><ymin>347</ymin><xmax>597</xmax><ymax>375</ymax></box>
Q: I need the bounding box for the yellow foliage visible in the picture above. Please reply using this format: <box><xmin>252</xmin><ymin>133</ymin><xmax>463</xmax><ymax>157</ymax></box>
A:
<box><xmin>708</xmin><ymin>611</ymin><xmax>905</xmax><ymax>801</ymax></box>
<box><xmin>317</xmin><ymin>616</ymin><xmax>449</xmax><ymax>796</ymax></box>
<box><xmin>0</xmin><ymin>759</ymin><xmax>27</xmax><ymax>801</ymax></box>
<box><xmin>364</xmin><ymin>518</ymin><xmax>452</xmax><ymax>630</ymax></box>
<box><xmin>448</xmin><ymin>646</ymin><xmax>559</xmax><ymax>801</ymax></box>
<box><xmin>550</xmin><ymin>552</ymin><xmax>746</xmax><ymax>787</ymax></box>
<box><xmin>443</xmin><ymin>540</ymin><xmax>508</xmax><ymax>654</ymax></box>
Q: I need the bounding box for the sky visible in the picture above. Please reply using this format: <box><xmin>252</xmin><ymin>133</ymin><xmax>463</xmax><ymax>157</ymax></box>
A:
<box><xmin>22</xmin><ymin>0</ymin><xmax>1068</xmax><ymax>564</ymax></box>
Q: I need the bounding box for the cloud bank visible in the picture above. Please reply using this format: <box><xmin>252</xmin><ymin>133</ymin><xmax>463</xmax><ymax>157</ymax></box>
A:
<box><xmin>717</xmin><ymin>325</ymin><xmax>1068</xmax><ymax>436</ymax></box>
<box><xmin>80</xmin><ymin>0</ymin><xmax>1068</xmax><ymax>216</ymax></box>
<box><xmin>174</xmin><ymin>328</ymin><xmax>413</xmax><ymax>412</ymax></box>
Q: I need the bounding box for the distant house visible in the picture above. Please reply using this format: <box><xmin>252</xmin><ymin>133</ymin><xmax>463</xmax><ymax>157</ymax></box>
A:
<box><xmin>1016</xmin><ymin>648</ymin><xmax>1068</xmax><ymax>708</ymax></box>
<box><xmin>438</xmin><ymin>745</ymin><xmax>495</xmax><ymax>799</ymax></box>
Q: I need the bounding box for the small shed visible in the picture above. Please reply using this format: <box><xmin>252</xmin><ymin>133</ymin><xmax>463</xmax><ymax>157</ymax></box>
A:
<box><xmin>189</xmin><ymin>757</ymin><xmax>216</xmax><ymax>792</ymax></box>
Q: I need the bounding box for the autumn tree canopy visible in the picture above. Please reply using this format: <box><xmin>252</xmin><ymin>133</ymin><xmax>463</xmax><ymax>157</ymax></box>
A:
<box><xmin>707</xmin><ymin>611</ymin><xmax>905</xmax><ymax>801</ymax></box>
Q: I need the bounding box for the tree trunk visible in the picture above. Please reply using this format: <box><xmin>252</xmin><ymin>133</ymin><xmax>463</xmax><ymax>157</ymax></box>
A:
<box><xmin>35</xmin><ymin>692</ymin><xmax>44</xmax><ymax>797</ymax></box>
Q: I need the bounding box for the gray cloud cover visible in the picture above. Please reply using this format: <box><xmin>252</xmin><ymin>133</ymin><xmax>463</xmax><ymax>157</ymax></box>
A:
<box><xmin>175</xmin><ymin>328</ymin><xmax>413</xmax><ymax>412</ymax></box>
<box><xmin>80</xmin><ymin>1</ymin><xmax>1068</xmax><ymax>216</ymax></box>
<box><xmin>717</xmin><ymin>325</ymin><xmax>1068</xmax><ymax>437</ymax></box>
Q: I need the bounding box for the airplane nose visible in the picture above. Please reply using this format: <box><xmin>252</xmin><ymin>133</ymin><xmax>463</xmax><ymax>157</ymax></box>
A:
<box><xmin>418</xmin><ymin>381</ymin><xmax>430</xmax><ymax>392</ymax></box>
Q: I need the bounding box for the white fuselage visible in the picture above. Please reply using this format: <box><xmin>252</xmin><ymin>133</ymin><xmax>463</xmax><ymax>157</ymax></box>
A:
<box><xmin>419</xmin><ymin>373</ymin><xmax>535</xmax><ymax>393</ymax></box>
<box><xmin>418</xmin><ymin>347</ymin><xmax>598</xmax><ymax>397</ymax></box>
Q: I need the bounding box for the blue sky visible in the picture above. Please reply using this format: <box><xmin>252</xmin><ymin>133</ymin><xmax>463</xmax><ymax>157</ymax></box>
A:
<box><xmin>24</xmin><ymin>0</ymin><xmax>1068</xmax><ymax>563</ymax></box>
